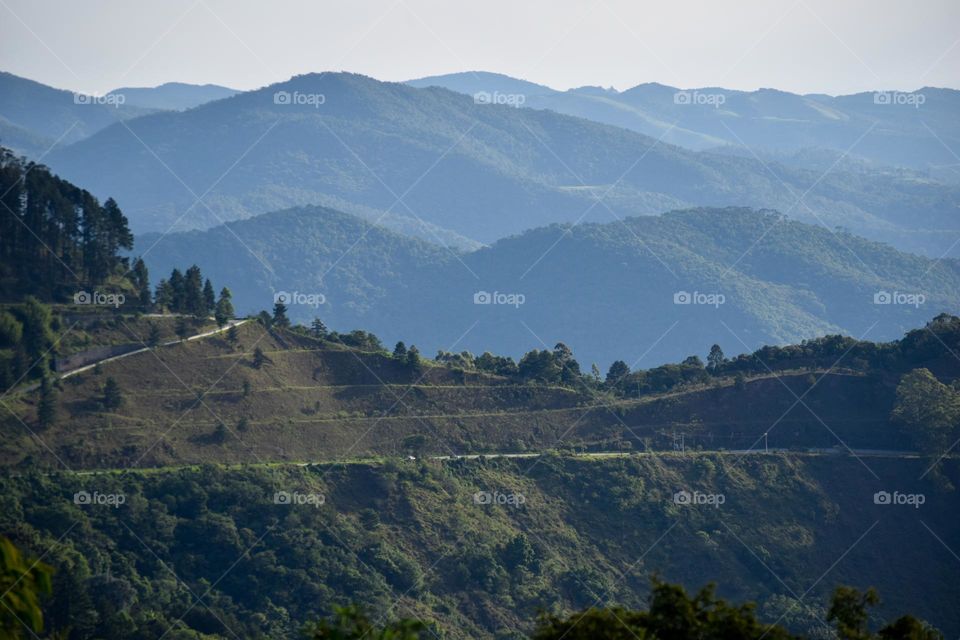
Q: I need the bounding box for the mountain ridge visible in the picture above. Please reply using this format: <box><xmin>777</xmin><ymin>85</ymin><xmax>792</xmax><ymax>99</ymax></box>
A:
<box><xmin>135</xmin><ymin>203</ymin><xmax>960</xmax><ymax>367</ymax></box>
<box><xmin>40</xmin><ymin>71</ymin><xmax>960</xmax><ymax>258</ymax></box>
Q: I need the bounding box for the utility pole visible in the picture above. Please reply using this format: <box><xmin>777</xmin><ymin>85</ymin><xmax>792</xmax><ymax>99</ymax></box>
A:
<box><xmin>764</xmin><ymin>432</ymin><xmax>768</xmax><ymax>453</ymax></box>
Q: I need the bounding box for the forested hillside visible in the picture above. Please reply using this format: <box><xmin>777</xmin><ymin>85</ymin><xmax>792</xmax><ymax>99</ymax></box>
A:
<box><xmin>2</xmin><ymin>455</ymin><xmax>957</xmax><ymax>638</ymax></box>
<box><xmin>137</xmin><ymin>205</ymin><xmax>960</xmax><ymax>366</ymax></box>
<box><xmin>44</xmin><ymin>72</ymin><xmax>960</xmax><ymax>257</ymax></box>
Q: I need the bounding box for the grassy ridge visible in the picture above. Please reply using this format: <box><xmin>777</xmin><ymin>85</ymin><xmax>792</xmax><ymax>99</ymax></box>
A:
<box><xmin>2</xmin><ymin>319</ymin><xmax>931</xmax><ymax>470</ymax></box>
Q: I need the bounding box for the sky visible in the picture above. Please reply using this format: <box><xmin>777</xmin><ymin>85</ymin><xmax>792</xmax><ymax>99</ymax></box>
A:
<box><xmin>1</xmin><ymin>0</ymin><xmax>958</xmax><ymax>96</ymax></box>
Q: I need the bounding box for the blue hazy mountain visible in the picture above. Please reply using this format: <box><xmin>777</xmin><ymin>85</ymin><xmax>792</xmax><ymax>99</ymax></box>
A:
<box><xmin>43</xmin><ymin>72</ymin><xmax>960</xmax><ymax>258</ymax></box>
<box><xmin>0</xmin><ymin>70</ymin><xmax>157</xmax><ymax>153</ymax></box>
<box><xmin>136</xmin><ymin>204</ymin><xmax>960</xmax><ymax>367</ymax></box>
<box><xmin>406</xmin><ymin>71</ymin><xmax>960</xmax><ymax>178</ymax></box>
<box><xmin>110</xmin><ymin>81</ymin><xmax>239</xmax><ymax>110</ymax></box>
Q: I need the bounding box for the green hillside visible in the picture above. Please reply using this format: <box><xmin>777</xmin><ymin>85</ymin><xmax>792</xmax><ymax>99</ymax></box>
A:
<box><xmin>5</xmin><ymin>312</ymin><xmax>959</xmax><ymax>471</ymax></box>
<box><xmin>2</xmin><ymin>455</ymin><xmax>957</xmax><ymax>638</ymax></box>
<box><xmin>137</xmin><ymin>205</ymin><xmax>960</xmax><ymax>366</ymax></box>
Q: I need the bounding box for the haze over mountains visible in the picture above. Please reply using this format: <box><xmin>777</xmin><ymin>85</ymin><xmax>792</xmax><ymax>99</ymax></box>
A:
<box><xmin>4</xmin><ymin>68</ymin><xmax>960</xmax><ymax>256</ymax></box>
<box><xmin>408</xmin><ymin>71</ymin><xmax>960</xmax><ymax>179</ymax></box>
<box><xmin>8</xmin><ymin>71</ymin><xmax>951</xmax><ymax>261</ymax></box>
<box><xmin>4</xmin><ymin>67</ymin><xmax>958</xmax><ymax>364</ymax></box>
<box><xmin>110</xmin><ymin>81</ymin><xmax>239</xmax><ymax>111</ymax></box>
<box><xmin>0</xmin><ymin>71</ymin><xmax>238</xmax><ymax>157</ymax></box>
<box><xmin>137</xmin><ymin>205</ymin><xmax>960</xmax><ymax>366</ymax></box>
<box><xmin>0</xmin><ymin>71</ymin><xmax>157</xmax><ymax>156</ymax></box>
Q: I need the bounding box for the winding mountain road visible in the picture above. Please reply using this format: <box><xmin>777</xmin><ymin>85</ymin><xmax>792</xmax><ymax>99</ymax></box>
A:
<box><xmin>60</xmin><ymin>317</ymin><xmax>249</xmax><ymax>379</ymax></box>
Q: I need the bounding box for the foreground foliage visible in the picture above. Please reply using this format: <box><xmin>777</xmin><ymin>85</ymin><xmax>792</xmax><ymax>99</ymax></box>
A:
<box><xmin>308</xmin><ymin>582</ymin><xmax>942</xmax><ymax>640</ymax></box>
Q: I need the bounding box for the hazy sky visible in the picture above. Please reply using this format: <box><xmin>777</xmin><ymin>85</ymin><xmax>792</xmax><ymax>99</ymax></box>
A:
<box><xmin>2</xmin><ymin>0</ymin><xmax>958</xmax><ymax>95</ymax></box>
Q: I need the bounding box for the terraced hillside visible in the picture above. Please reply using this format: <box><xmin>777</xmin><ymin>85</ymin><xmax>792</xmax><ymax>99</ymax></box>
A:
<box><xmin>5</xmin><ymin>316</ymin><xmax>958</xmax><ymax>470</ymax></box>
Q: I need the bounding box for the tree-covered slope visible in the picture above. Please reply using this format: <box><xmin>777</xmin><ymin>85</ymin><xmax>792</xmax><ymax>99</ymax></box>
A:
<box><xmin>45</xmin><ymin>72</ymin><xmax>960</xmax><ymax>257</ymax></box>
<box><xmin>136</xmin><ymin>205</ymin><xmax>960</xmax><ymax>366</ymax></box>
<box><xmin>135</xmin><ymin>205</ymin><xmax>450</xmax><ymax>327</ymax></box>
<box><xmin>2</xmin><ymin>455</ymin><xmax>957</xmax><ymax>638</ymax></box>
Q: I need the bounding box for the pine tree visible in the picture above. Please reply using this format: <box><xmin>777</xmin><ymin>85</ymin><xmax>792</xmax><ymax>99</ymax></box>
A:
<box><xmin>406</xmin><ymin>345</ymin><xmax>421</xmax><ymax>371</ymax></box>
<box><xmin>103</xmin><ymin>377</ymin><xmax>123</xmax><ymax>410</ymax></box>
<box><xmin>202</xmin><ymin>279</ymin><xmax>216</xmax><ymax>316</ymax></box>
<box><xmin>272</xmin><ymin>302</ymin><xmax>290</xmax><ymax>328</ymax></box>
<box><xmin>214</xmin><ymin>287</ymin><xmax>234</xmax><ymax>328</ymax></box>
<box><xmin>227</xmin><ymin>324</ymin><xmax>239</xmax><ymax>346</ymax></box>
<box><xmin>147</xmin><ymin>322</ymin><xmax>161</xmax><ymax>347</ymax></box>
<box><xmin>130</xmin><ymin>258</ymin><xmax>152</xmax><ymax>308</ymax></box>
<box><xmin>252</xmin><ymin>347</ymin><xmax>266</xmax><ymax>369</ymax></box>
<box><xmin>0</xmin><ymin>149</ymin><xmax>134</xmax><ymax>301</ymax></box>
<box><xmin>184</xmin><ymin>265</ymin><xmax>204</xmax><ymax>317</ymax></box>
<box><xmin>154</xmin><ymin>279</ymin><xmax>172</xmax><ymax>312</ymax></box>
<box><xmin>168</xmin><ymin>269</ymin><xmax>185</xmax><ymax>312</ymax></box>
<box><xmin>310</xmin><ymin>317</ymin><xmax>328</xmax><ymax>340</ymax></box>
<box><xmin>393</xmin><ymin>341</ymin><xmax>408</xmax><ymax>359</ymax></box>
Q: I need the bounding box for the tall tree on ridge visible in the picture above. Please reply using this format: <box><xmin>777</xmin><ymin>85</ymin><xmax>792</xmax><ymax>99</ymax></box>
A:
<box><xmin>203</xmin><ymin>279</ymin><xmax>216</xmax><ymax>316</ymax></box>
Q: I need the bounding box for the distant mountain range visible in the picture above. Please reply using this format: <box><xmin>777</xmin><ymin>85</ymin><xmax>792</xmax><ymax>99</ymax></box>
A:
<box><xmin>27</xmin><ymin>71</ymin><xmax>960</xmax><ymax>259</ymax></box>
<box><xmin>0</xmin><ymin>71</ymin><xmax>157</xmax><ymax>156</ymax></box>
<box><xmin>0</xmin><ymin>72</ymin><xmax>237</xmax><ymax>157</ymax></box>
<box><xmin>137</xmin><ymin>204</ymin><xmax>960</xmax><ymax>367</ymax></box>
<box><xmin>407</xmin><ymin>71</ymin><xmax>960</xmax><ymax>180</ymax></box>
<box><xmin>109</xmin><ymin>81</ymin><xmax>239</xmax><ymax>110</ymax></box>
